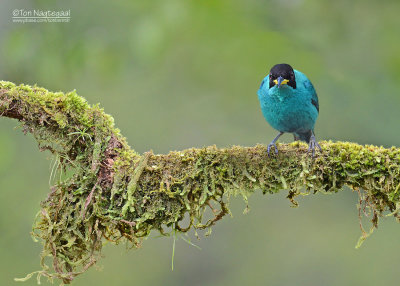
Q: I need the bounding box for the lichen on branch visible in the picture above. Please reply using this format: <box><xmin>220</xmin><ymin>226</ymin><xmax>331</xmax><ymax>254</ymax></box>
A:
<box><xmin>1</xmin><ymin>81</ymin><xmax>399</xmax><ymax>284</ymax></box>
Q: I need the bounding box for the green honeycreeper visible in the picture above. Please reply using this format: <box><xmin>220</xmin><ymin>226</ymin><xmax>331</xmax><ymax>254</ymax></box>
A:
<box><xmin>257</xmin><ymin>63</ymin><xmax>321</xmax><ymax>156</ymax></box>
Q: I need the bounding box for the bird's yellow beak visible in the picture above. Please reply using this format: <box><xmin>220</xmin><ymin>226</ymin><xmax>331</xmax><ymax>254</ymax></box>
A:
<box><xmin>273</xmin><ymin>78</ymin><xmax>289</xmax><ymax>86</ymax></box>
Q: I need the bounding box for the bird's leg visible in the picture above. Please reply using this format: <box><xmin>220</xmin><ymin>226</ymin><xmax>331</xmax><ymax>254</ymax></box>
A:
<box><xmin>307</xmin><ymin>131</ymin><xmax>322</xmax><ymax>158</ymax></box>
<box><xmin>267</xmin><ymin>131</ymin><xmax>284</xmax><ymax>156</ymax></box>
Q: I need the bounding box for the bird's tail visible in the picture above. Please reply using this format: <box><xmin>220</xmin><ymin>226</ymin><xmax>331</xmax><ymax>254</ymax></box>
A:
<box><xmin>294</xmin><ymin>130</ymin><xmax>312</xmax><ymax>143</ymax></box>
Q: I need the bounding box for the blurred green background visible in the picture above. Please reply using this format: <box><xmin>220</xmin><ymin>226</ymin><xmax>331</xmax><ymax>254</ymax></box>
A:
<box><xmin>1</xmin><ymin>0</ymin><xmax>400</xmax><ymax>285</ymax></box>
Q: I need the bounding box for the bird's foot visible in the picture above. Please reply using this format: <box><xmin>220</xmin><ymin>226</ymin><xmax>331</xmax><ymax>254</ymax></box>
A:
<box><xmin>267</xmin><ymin>132</ymin><xmax>284</xmax><ymax>157</ymax></box>
<box><xmin>267</xmin><ymin>142</ymin><xmax>279</xmax><ymax>156</ymax></box>
<box><xmin>307</xmin><ymin>134</ymin><xmax>322</xmax><ymax>158</ymax></box>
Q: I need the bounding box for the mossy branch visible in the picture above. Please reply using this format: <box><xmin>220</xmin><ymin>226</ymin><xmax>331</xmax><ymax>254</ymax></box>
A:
<box><xmin>1</xmin><ymin>81</ymin><xmax>400</xmax><ymax>284</ymax></box>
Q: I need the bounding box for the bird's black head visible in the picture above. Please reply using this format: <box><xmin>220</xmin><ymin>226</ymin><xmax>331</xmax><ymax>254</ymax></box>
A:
<box><xmin>269</xmin><ymin>63</ymin><xmax>296</xmax><ymax>89</ymax></box>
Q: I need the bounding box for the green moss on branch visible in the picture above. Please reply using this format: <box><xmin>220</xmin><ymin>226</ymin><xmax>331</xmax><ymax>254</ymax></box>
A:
<box><xmin>1</xmin><ymin>81</ymin><xmax>400</xmax><ymax>284</ymax></box>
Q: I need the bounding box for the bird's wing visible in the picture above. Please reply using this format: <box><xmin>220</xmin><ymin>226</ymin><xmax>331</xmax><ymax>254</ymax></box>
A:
<box><xmin>303</xmin><ymin>79</ymin><xmax>319</xmax><ymax>113</ymax></box>
<box><xmin>257</xmin><ymin>74</ymin><xmax>270</xmax><ymax>101</ymax></box>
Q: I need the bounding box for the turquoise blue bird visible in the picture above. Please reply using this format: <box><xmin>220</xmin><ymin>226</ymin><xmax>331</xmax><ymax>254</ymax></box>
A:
<box><xmin>257</xmin><ymin>63</ymin><xmax>321</xmax><ymax>156</ymax></box>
